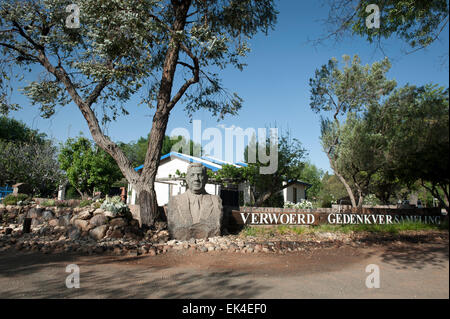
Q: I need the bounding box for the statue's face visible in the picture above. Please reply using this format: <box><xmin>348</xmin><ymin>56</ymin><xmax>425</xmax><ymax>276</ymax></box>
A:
<box><xmin>186</xmin><ymin>166</ymin><xmax>207</xmax><ymax>194</ymax></box>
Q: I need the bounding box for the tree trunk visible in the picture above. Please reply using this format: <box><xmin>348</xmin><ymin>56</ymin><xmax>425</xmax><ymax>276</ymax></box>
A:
<box><xmin>329</xmin><ymin>160</ymin><xmax>357</xmax><ymax>207</ymax></box>
<box><xmin>255</xmin><ymin>191</ymin><xmax>273</xmax><ymax>206</ymax></box>
<box><xmin>137</xmin><ymin>0</ymin><xmax>192</xmax><ymax>225</ymax></box>
<box><xmin>137</xmin><ymin>187</ymin><xmax>158</xmax><ymax>227</ymax></box>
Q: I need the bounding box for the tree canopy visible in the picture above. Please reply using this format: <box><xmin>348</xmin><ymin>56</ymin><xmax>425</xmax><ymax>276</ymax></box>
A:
<box><xmin>320</xmin><ymin>0</ymin><xmax>449</xmax><ymax>54</ymax></box>
<box><xmin>59</xmin><ymin>136</ymin><xmax>123</xmax><ymax>198</ymax></box>
<box><xmin>0</xmin><ymin>116</ymin><xmax>62</xmax><ymax>196</ymax></box>
<box><xmin>0</xmin><ymin>0</ymin><xmax>278</xmax><ymax>225</ymax></box>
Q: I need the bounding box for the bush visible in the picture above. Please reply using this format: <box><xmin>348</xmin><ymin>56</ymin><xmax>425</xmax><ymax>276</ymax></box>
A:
<box><xmin>55</xmin><ymin>200</ymin><xmax>70</xmax><ymax>208</ymax></box>
<box><xmin>79</xmin><ymin>199</ymin><xmax>92</xmax><ymax>208</ymax></box>
<box><xmin>284</xmin><ymin>199</ymin><xmax>314</xmax><ymax>209</ymax></box>
<box><xmin>101</xmin><ymin>196</ymin><xmax>129</xmax><ymax>215</ymax></box>
<box><xmin>65</xmin><ymin>185</ymin><xmax>81</xmax><ymax>200</ymax></box>
<box><xmin>1</xmin><ymin>193</ymin><xmax>29</xmax><ymax>205</ymax></box>
<box><xmin>41</xmin><ymin>199</ymin><xmax>56</xmax><ymax>207</ymax></box>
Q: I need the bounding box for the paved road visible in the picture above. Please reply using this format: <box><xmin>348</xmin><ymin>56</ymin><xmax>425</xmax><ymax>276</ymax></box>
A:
<box><xmin>0</xmin><ymin>242</ymin><xmax>447</xmax><ymax>299</ymax></box>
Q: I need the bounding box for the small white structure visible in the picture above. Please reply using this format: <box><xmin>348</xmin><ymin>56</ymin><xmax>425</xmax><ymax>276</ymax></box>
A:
<box><xmin>127</xmin><ymin>152</ymin><xmax>311</xmax><ymax>206</ymax></box>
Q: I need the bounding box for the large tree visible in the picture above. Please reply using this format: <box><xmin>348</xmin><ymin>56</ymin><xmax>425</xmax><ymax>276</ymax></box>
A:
<box><xmin>209</xmin><ymin>131</ymin><xmax>307</xmax><ymax>206</ymax></box>
<box><xmin>310</xmin><ymin>54</ymin><xmax>396</xmax><ymax>207</ymax></box>
<box><xmin>376</xmin><ymin>84</ymin><xmax>449</xmax><ymax>212</ymax></box>
<box><xmin>0</xmin><ymin>0</ymin><xmax>277</xmax><ymax>225</ymax></box>
<box><xmin>59</xmin><ymin>136</ymin><xmax>123</xmax><ymax>198</ymax></box>
<box><xmin>319</xmin><ymin>0</ymin><xmax>449</xmax><ymax>54</ymax></box>
<box><xmin>0</xmin><ymin>116</ymin><xmax>62</xmax><ymax>196</ymax></box>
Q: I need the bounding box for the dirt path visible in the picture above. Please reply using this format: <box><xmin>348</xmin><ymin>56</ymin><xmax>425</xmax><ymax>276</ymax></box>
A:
<box><xmin>0</xmin><ymin>241</ymin><xmax>447</xmax><ymax>299</ymax></box>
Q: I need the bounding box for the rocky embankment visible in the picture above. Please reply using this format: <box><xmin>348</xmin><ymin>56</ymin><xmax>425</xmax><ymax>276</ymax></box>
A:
<box><xmin>0</xmin><ymin>204</ymin><xmax>447</xmax><ymax>256</ymax></box>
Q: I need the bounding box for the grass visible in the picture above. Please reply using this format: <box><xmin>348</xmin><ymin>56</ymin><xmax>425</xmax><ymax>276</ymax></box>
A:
<box><xmin>239</xmin><ymin>220</ymin><xmax>449</xmax><ymax>238</ymax></box>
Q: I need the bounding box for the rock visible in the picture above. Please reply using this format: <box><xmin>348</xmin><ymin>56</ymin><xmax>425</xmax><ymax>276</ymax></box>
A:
<box><xmin>93</xmin><ymin>208</ymin><xmax>105</xmax><ymax>215</ymax></box>
<box><xmin>109</xmin><ymin>217</ymin><xmax>126</xmax><ymax>228</ymax></box>
<box><xmin>31</xmin><ymin>218</ymin><xmax>42</xmax><ymax>226</ymax></box>
<box><xmin>104</xmin><ymin>210</ymin><xmax>118</xmax><ymax>218</ymax></box>
<box><xmin>58</xmin><ymin>215</ymin><xmax>71</xmax><ymax>227</ymax></box>
<box><xmin>73</xmin><ymin>219</ymin><xmax>91</xmax><ymax>232</ymax></box>
<box><xmin>109</xmin><ymin>229</ymin><xmax>123</xmax><ymax>239</ymax></box>
<box><xmin>27</xmin><ymin>207</ymin><xmax>43</xmax><ymax>219</ymax></box>
<box><xmin>113</xmin><ymin>247</ymin><xmax>122</xmax><ymax>255</ymax></box>
<box><xmin>89</xmin><ymin>225</ymin><xmax>108</xmax><ymax>240</ymax></box>
<box><xmin>127</xmin><ymin>249</ymin><xmax>138</xmax><ymax>256</ymax></box>
<box><xmin>48</xmin><ymin>219</ymin><xmax>59</xmax><ymax>227</ymax></box>
<box><xmin>198</xmin><ymin>246</ymin><xmax>208</xmax><ymax>253</ymax></box>
<box><xmin>68</xmin><ymin>228</ymin><xmax>81</xmax><ymax>240</ymax></box>
<box><xmin>5</xmin><ymin>228</ymin><xmax>12</xmax><ymax>235</ymax></box>
<box><xmin>89</xmin><ymin>214</ymin><xmax>108</xmax><ymax>227</ymax></box>
<box><xmin>77</xmin><ymin>210</ymin><xmax>92</xmax><ymax>220</ymax></box>
<box><xmin>42</xmin><ymin>211</ymin><xmax>54</xmax><ymax>221</ymax></box>
<box><xmin>148</xmin><ymin>248</ymin><xmax>156</xmax><ymax>256</ymax></box>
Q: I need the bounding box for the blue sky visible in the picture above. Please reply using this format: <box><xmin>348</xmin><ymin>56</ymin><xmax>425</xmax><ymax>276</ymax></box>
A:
<box><xmin>6</xmin><ymin>1</ymin><xmax>449</xmax><ymax>173</ymax></box>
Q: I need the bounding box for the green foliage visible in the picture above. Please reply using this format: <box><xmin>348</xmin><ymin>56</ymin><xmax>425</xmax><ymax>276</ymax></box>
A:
<box><xmin>59</xmin><ymin>136</ymin><xmax>123</xmax><ymax>198</ymax></box>
<box><xmin>0</xmin><ymin>0</ymin><xmax>277</xmax><ymax>119</ymax></box>
<box><xmin>1</xmin><ymin>193</ymin><xmax>29</xmax><ymax>205</ymax></box>
<box><xmin>317</xmin><ymin>173</ymin><xmax>348</xmax><ymax>208</ymax></box>
<box><xmin>351</xmin><ymin>0</ymin><xmax>449</xmax><ymax>50</ymax></box>
<box><xmin>119</xmin><ymin>135</ymin><xmax>202</xmax><ymax>167</ymax></box>
<box><xmin>0</xmin><ymin>117</ymin><xmax>63</xmax><ymax>196</ymax></box>
<box><xmin>210</xmin><ymin>130</ymin><xmax>307</xmax><ymax>206</ymax></box>
<box><xmin>100</xmin><ymin>196</ymin><xmax>129</xmax><ymax>215</ymax></box>
<box><xmin>323</xmin><ymin>0</ymin><xmax>449</xmax><ymax>52</ymax></box>
<box><xmin>299</xmin><ymin>162</ymin><xmax>324</xmax><ymax>200</ymax></box>
<box><xmin>79</xmin><ymin>199</ymin><xmax>93</xmax><ymax>208</ymax></box>
<box><xmin>65</xmin><ymin>184</ymin><xmax>81</xmax><ymax>200</ymax></box>
<box><xmin>41</xmin><ymin>199</ymin><xmax>55</xmax><ymax>207</ymax></box>
<box><xmin>284</xmin><ymin>200</ymin><xmax>314</xmax><ymax>209</ymax></box>
<box><xmin>0</xmin><ymin>116</ymin><xmax>47</xmax><ymax>144</ymax></box>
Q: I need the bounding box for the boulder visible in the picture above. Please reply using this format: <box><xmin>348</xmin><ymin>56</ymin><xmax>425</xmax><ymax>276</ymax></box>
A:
<box><xmin>77</xmin><ymin>210</ymin><xmax>92</xmax><ymax>220</ymax></box>
<box><xmin>27</xmin><ymin>207</ymin><xmax>42</xmax><ymax>219</ymax></box>
<box><xmin>42</xmin><ymin>211</ymin><xmax>55</xmax><ymax>221</ymax></box>
<box><xmin>89</xmin><ymin>214</ymin><xmax>108</xmax><ymax>227</ymax></box>
<box><xmin>48</xmin><ymin>219</ymin><xmax>59</xmax><ymax>227</ymax></box>
<box><xmin>67</xmin><ymin>227</ymin><xmax>81</xmax><ymax>240</ymax></box>
<box><xmin>104</xmin><ymin>210</ymin><xmax>118</xmax><ymax>218</ymax></box>
<box><xmin>109</xmin><ymin>217</ymin><xmax>126</xmax><ymax>228</ymax></box>
<box><xmin>73</xmin><ymin>219</ymin><xmax>91</xmax><ymax>232</ymax></box>
<box><xmin>58</xmin><ymin>215</ymin><xmax>71</xmax><ymax>227</ymax></box>
<box><xmin>109</xmin><ymin>229</ymin><xmax>123</xmax><ymax>239</ymax></box>
<box><xmin>93</xmin><ymin>208</ymin><xmax>105</xmax><ymax>215</ymax></box>
<box><xmin>89</xmin><ymin>225</ymin><xmax>108</xmax><ymax>240</ymax></box>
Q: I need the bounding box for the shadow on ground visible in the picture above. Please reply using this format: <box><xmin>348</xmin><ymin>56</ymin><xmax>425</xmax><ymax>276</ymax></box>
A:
<box><xmin>0</xmin><ymin>252</ymin><xmax>267</xmax><ymax>298</ymax></box>
<box><xmin>379</xmin><ymin>243</ymin><xmax>449</xmax><ymax>270</ymax></box>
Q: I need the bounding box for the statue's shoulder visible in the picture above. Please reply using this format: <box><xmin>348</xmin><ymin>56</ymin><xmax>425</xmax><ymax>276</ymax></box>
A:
<box><xmin>207</xmin><ymin>193</ymin><xmax>222</xmax><ymax>206</ymax></box>
<box><xmin>170</xmin><ymin>192</ymin><xmax>187</xmax><ymax>203</ymax></box>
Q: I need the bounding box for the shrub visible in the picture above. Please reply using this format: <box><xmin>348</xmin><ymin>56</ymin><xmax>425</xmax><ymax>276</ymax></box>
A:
<box><xmin>55</xmin><ymin>200</ymin><xmax>70</xmax><ymax>208</ymax></box>
<box><xmin>101</xmin><ymin>196</ymin><xmax>129</xmax><ymax>215</ymax></box>
<box><xmin>41</xmin><ymin>199</ymin><xmax>55</xmax><ymax>207</ymax></box>
<box><xmin>79</xmin><ymin>199</ymin><xmax>92</xmax><ymax>208</ymax></box>
<box><xmin>2</xmin><ymin>193</ymin><xmax>29</xmax><ymax>205</ymax></box>
<box><xmin>284</xmin><ymin>199</ymin><xmax>314</xmax><ymax>209</ymax></box>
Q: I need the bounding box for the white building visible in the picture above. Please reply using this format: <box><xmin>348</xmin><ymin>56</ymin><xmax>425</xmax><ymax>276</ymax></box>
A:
<box><xmin>127</xmin><ymin>152</ymin><xmax>311</xmax><ymax>207</ymax></box>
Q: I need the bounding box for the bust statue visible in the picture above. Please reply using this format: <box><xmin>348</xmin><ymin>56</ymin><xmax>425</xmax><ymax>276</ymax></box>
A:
<box><xmin>167</xmin><ymin>163</ymin><xmax>223</xmax><ymax>240</ymax></box>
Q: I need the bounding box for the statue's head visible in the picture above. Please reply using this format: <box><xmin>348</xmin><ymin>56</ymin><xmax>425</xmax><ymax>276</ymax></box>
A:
<box><xmin>186</xmin><ymin>163</ymin><xmax>207</xmax><ymax>194</ymax></box>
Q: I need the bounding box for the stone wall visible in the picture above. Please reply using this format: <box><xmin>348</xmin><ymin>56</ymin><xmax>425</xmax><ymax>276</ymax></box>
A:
<box><xmin>0</xmin><ymin>203</ymin><xmax>155</xmax><ymax>241</ymax></box>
